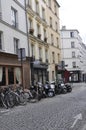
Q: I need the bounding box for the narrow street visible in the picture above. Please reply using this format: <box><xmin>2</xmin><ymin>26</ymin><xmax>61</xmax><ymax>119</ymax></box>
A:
<box><xmin>0</xmin><ymin>83</ymin><xmax>86</xmax><ymax>130</ymax></box>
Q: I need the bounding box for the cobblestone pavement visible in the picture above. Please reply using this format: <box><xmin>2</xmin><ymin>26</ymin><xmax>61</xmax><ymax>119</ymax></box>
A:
<box><xmin>1</xmin><ymin>83</ymin><xmax>86</xmax><ymax>130</ymax></box>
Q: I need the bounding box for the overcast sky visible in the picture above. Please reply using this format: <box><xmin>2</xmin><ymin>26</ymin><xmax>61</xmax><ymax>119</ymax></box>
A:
<box><xmin>57</xmin><ymin>0</ymin><xmax>86</xmax><ymax>43</ymax></box>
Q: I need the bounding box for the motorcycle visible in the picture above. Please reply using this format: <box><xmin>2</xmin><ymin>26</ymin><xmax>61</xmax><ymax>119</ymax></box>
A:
<box><xmin>44</xmin><ymin>81</ymin><xmax>55</xmax><ymax>97</ymax></box>
<box><xmin>56</xmin><ymin>80</ymin><xmax>67</xmax><ymax>94</ymax></box>
<box><xmin>65</xmin><ymin>83</ymin><xmax>72</xmax><ymax>92</ymax></box>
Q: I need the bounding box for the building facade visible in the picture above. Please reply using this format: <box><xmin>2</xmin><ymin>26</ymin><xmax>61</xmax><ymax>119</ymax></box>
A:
<box><xmin>0</xmin><ymin>0</ymin><xmax>30</xmax><ymax>89</ymax></box>
<box><xmin>26</xmin><ymin>0</ymin><xmax>61</xmax><ymax>84</ymax></box>
<box><xmin>46</xmin><ymin>0</ymin><xmax>61</xmax><ymax>82</ymax></box>
<box><xmin>26</xmin><ymin>0</ymin><xmax>49</xmax><ymax>84</ymax></box>
<box><xmin>60</xmin><ymin>26</ymin><xmax>86</xmax><ymax>82</ymax></box>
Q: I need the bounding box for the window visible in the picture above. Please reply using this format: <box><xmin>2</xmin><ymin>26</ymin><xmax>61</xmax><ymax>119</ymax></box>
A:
<box><xmin>72</xmin><ymin>51</ymin><xmax>75</xmax><ymax>58</ymax></box>
<box><xmin>71</xmin><ymin>42</ymin><xmax>75</xmax><ymax>48</ymax></box>
<box><xmin>42</xmin><ymin>7</ymin><xmax>45</xmax><ymax>21</ymax></box>
<box><xmin>54</xmin><ymin>4</ymin><xmax>57</xmax><ymax>15</ymax></box>
<box><xmin>8</xmin><ymin>67</ymin><xmax>14</xmax><ymax>84</ymax></box>
<box><xmin>52</xmin><ymin>52</ymin><xmax>55</xmax><ymax>63</ymax></box>
<box><xmin>50</xmin><ymin>17</ymin><xmax>52</xmax><ymax>27</ymax></box>
<box><xmin>45</xmin><ymin>50</ymin><xmax>48</xmax><ymax>62</ymax></box>
<box><xmin>31</xmin><ymin>44</ymin><xmax>35</xmax><ymax>57</ymax></box>
<box><xmin>35</xmin><ymin>0</ymin><xmax>39</xmax><ymax>15</ymax></box>
<box><xmin>72</xmin><ymin>62</ymin><xmax>76</xmax><ymax>68</ymax></box>
<box><xmin>52</xmin><ymin>71</ymin><xmax>54</xmax><ymax>81</ymax></box>
<box><xmin>43</xmin><ymin>29</ymin><xmax>46</xmax><ymax>39</ymax></box>
<box><xmin>14</xmin><ymin>38</ymin><xmax>19</xmax><ymax>54</ymax></box>
<box><xmin>29</xmin><ymin>18</ymin><xmax>33</xmax><ymax>29</ymax></box>
<box><xmin>28</xmin><ymin>0</ymin><xmax>32</xmax><ymax>8</ymax></box>
<box><xmin>37</xmin><ymin>24</ymin><xmax>40</xmax><ymax>34</ymax></box>
<box><xmin>70</xmin><ymin>32</ymin><xmax>74</xmax><ymax>37</ymax></box>
<box><xmin>51</xmin><ymin>34</ymin><xmax>54</xmax><ymax>45</ymax></box>
<box><xmin>48</xmin><ymin>0</ymin><xmax>51</xmax><ymax>8</ymax></box>
<box><xmin>57</xmin><ymin>53</ymin><xmax>60</xmax><ymax>63</ymax></box>
<box><xmin>11</xmin><ymin>7</ymin><xmax>18</xmax><ymax>28</ymax></box>
<box><xmin>39</xmin><ymin>47</ymin><xmax>42</xmax><ymax>61</ymax></box>
<box><xmin>15</xmin><ymin>67</ymin><xmax>21</xmax><ymax>84</ymax></box>
<box><xmin>0</xmin><ymin>32</ymin><xmax>2</xmax><ymax>50</ymax></box>
<box><xmin>0</xmin><ymin>67</ymin><xmax>6</xmax><ymax>86</ymax></box>
<box><xmin>56</xmin><ymin>37</ymin><xmax>59</xmax><ymax>48</ymax></box>
<box><xmin>55</xmin><ymin>22</ymin><xmax>58</xmax><ymax>32</ymax></box>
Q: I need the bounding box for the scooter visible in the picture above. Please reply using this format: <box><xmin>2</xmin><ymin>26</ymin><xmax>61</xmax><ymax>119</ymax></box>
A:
<box><xmin>44</xmin><ymin>81</ymin><xmax>55</xmax><ymax>97</ymax></box>
<box><xmin>56</xmin><ymin>80</ymin><xmax>67</xmax><ymax>94</ymax></box>
<box><xmin>65</xmin><ymin>83</ymin><xmax>72</xmax><ymax>92</ymax></box>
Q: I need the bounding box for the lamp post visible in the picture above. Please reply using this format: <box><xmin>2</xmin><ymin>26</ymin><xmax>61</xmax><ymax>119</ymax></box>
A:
<box><xmin>18</xmin><ymin>48</ymin><xmax>26</xmax><ymax>88</ymax></box>
<box><xmin>30</xmin><ymin>56</ymin><xmax>34</xmax><ymax>86</ymax></box>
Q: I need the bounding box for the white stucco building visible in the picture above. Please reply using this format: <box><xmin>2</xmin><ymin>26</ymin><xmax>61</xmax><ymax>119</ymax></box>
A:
<box><xmin>60</xmin><ymin>26</ymin><xmax>86</xmax><ymax>82</ymax></box>
<box><xmin>0</xmin><ymin>0</ymin><xmax>28</xmax><ymax>55</ymax></box>
<box><xmin>0</xmin><ymin>0</ymin><xmax>30</xmax><ymax>88</ymax></box>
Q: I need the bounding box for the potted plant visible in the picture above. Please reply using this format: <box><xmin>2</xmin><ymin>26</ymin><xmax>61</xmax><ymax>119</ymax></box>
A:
<box><xmin>44</xmin><ymin>37</ymin><xmax>47</xmax><ymax>42</ymax></box>
<box><xmin>37</xmin><ymin>34</ymin><xmax>41</xmax><ymax>39</ymax></box>
<box><xmin>29</xmin><ymin>28</ymin><xmax>34</xmax><ymax>35</ymax></box>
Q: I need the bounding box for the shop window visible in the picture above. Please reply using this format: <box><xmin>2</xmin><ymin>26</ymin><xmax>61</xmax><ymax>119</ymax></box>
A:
<box><xmin>8</xmin><ymin>67</ymin><xmax>14</xmax><ymax>84</ymax></box>
<box><xmin>0</xmin><ymin>67</ymin><xmax>6</xmax><ymax>86</ymax></box>
<box><xmin>15</xmin><ymin>67</ymin><xmax>21</xmax><ymax>84</ymax></box>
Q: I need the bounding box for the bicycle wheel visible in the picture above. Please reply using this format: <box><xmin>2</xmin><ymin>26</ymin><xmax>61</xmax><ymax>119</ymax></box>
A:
<box><xmin>19</xmin><ymin>93</ymin><xmax>27</xmax><ymax>105</ymax></box>
<box><xmin>1</xmin><ymin>96</ymin><xmax>8</xmax><ymax>109</ymax></box>
<box><xmin>6</xmin><ymin>93</ymin><xmax>15</xmax><ymax>108</ymax></box>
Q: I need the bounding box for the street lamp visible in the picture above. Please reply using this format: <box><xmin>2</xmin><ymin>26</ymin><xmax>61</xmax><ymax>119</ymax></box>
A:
<box><xmin>18</xmin><ymin>48</ymin><xmax>26</xmax><ymax>88</ymax></box>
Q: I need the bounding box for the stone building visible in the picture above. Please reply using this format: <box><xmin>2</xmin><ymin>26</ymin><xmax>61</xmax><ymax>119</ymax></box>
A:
<box><xmin>46</xmin><ymin>0</ymin><xmax>61</xmax><ymax>81</ymax></box>
<box><xmin>60</xmin><ymin>26</ymin><xmax>86</xmax><ymax>82</ymax></box>
<box><xmin>26</xmin><ymin>0</ymin><xmax>61</xmax><ymax>83</ymax></box>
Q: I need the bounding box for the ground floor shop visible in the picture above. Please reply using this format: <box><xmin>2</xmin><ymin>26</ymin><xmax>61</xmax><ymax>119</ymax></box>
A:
<box><xmin>69</xmin><ymin>70</ymin><xmax>83</xmax><ymax>82</ymax></box>
<box><xmin>56</xmin><ymin>69</ymin><xmax>82</xmax><ymax>83</ymax></box>
<box><xmin>0</xmin><ymin>52</ymin><xmax>30</xmax><ymax>89</ymax></box>
<box><xmin>31</xmin><ymin>62</ymin><xmax>48</xmax><ymax>85</ymax></box>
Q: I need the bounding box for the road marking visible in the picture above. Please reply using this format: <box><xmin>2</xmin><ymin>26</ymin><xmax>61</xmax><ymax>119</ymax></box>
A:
<box><xmin>70</xmin><ymin>113</ymin><xmax>82</xmax><ymax>128</ymax></box>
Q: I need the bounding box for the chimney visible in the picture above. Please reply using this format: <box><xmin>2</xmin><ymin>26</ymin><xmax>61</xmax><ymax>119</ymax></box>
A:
<box><xmin>62</xmin><ymin>26</ymin><xmax>66</xmax><ymax>30</ymax></box>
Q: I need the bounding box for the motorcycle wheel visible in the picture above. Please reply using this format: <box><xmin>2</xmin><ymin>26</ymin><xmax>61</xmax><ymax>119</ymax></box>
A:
<box><xmin>62</xmin><ymin>88</ymin><xmax>67</xmax><ymax>94</ymax></box>
<box><xmin>48</xmin><ymin>92</ymin><xmax>54</xmax><ymax>97</ymax></box>
<box><xmin>19</xmin><ymin>93</ymin><xmax>27</xmax><ymax>105</ymax></box>
<box><xmin>68</xmin><ymin>88</ymin><xmax>72</xmax><ymax>92</ymax></box>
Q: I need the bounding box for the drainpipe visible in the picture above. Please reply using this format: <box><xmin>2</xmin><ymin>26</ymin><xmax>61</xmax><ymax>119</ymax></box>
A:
<box><xmin>25</xmin><ymin>0</ymin><xmax>30</xmax><ymax>57</ymax></box>
<box><xmin>24</xmin><ymin>0</ymin><xmax>31</xmax><ymax>86</ymax></box>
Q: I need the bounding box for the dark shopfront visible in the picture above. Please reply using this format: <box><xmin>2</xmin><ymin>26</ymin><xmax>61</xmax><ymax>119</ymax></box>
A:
<box><xmin>56</xmin><ymin>69</ymin><xmax>82</xmax><ymax>83</ymax></box>
<box><xmin>69</xmin><ymin>70</ymin><xmax>83</xmax><ymax>83</ymax></box>
<box><xmin>31</xmin><ymin>62</ymin><xmax>48</xmax><ymax>85</ymax></box>
<box><xmin>0</xmin><ymin>52</ymin><xmax>30</xmax><ymax>89</ymax></box>
<box><xmin>56</xmin><ymin>69</ymin><xmax>70</xmax><ymax>83</ymax></box>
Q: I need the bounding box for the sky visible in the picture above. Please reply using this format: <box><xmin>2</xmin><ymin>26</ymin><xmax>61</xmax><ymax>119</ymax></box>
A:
<box><xmin>57</xmin><ymin>0</ymin><xmax>86</xmax><ymax>43</ymax></box>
